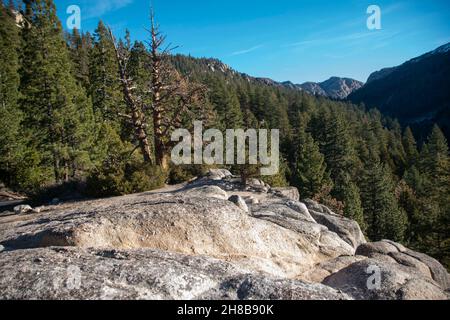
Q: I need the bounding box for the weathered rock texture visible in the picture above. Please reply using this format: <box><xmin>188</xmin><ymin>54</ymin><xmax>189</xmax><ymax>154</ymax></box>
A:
<box><xmin>0</xmin><ymin>247</ymin><xmax>351</xmax><ymax>300</ymax></box>
<box><xmin>0</xmin><ymin>171</ymin><xmax>448</xmax><ymax>300</ymax></box>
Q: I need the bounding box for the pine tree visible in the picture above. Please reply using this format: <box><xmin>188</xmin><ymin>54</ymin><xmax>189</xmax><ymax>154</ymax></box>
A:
<box><xmin>342</xmin><ymin>174</ymin><xmax>366</xmax><ymax>232</ymax></box>
<box><xmin>89</xmin><ymin>20</ymin><xmax>123</xmax><ymax>122</ymax></box>
<box><xmin>360</xmin><ymin>151</ymin><xmax>407</xmax><ymax>242</ymax></box>
<box><xmin>312</xmin><ymin>109</ymin><xmax>357</xmax><ymax>200</ymax></box>
<box><xmin>0</xmin><ymin>2</ymin><xmax>23</xmax><ymax>187</ymax></box>
<box><xmin>414</xmin><ymin>125</ymin><xmax>450</xmax><ymax>267</ymax></box>
<box><xmin>403</xmin><ymin>127</ymin><xmax>419</xmax><ymax>168</ymax></box>
<box><xmin>420</xmin><ymin>125</ymin><xmax>449</xmax><ymax>181</ymax></box>
<box><xmin>293</xmin><ymin>122</ymin><xmax>331</xmax><ymax>199</ymax></box>
<box><xmin>20</xmin><ymin>0</ymin><xmax>95</xmax><ymax>184</ymax></box>
<box><xmin>208</xmin><ymin>77</ymin><xmax>243</xmax><ymax>130</ymax></box>
<box><xmin>146</xmin><ymin>12</ymin><xmax>212</xmax><ymax>169</ymax></box>
<box><xmin>67</xmin><ymin>28</ymin><xmax>92</xmax><ymax>91</ymax></box>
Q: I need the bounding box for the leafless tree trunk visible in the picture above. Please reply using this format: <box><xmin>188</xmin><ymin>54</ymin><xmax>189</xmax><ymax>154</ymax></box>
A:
<box><xmin>108</xmin><ymin>28</ymin><xmax>153</xmax><ymax>164</ymax></box>
<box><xmin>108</xmin><ymin>10</ymin><xmax>211</xmax><ymax>170</ymax></box>
<box><xmin>148</xmin><ymin>11</ymin><xmax>209</xmax><ymax>170</ymax></box>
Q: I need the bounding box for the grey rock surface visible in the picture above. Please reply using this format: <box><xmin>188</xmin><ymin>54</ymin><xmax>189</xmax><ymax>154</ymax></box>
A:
<box><xmin>356</xmin><ymin>240</ymin><xmax>450</xmax><ymax>290</ymax></box>
<box><xmin>0</xmin><ymin>172</ymin><xmax>448</xmax><ymax>300</ymax></box>
<box><xmin>0</xmin><ymin>190</ymin><xmax>354</xmax><ymax>279</ymax></box>
<box><xmin>0</xmin><ymin>247</ymin><xmax>351</xmax><ymax>300</ymax></box>
<box><xmin>304</xmin><ymin>199</ymin><xmax>366</xmax><ymax>249</ymax></box>
<box><xmin>228</xmin><ymin>195</ymin><xmax>249</xmax><ymax>213</ymax></box>
<box><xmin>323</xmin><ymin>258</ymin><xmax>449</xmax><ymax>300</ymax></box>
<box><xmin>182</xmin><ymin>185</ymin><xmax>229</xmax><ymax>200</ymax></box>
<box><xmin>270</xmin><ymin>187</ymin><xmax>300</xmax><ymax>201</ymax></box>
<box><xmin>13</xmin><ymin>205</ymin><xmax>33</xmax><ymax>215</ymax></box>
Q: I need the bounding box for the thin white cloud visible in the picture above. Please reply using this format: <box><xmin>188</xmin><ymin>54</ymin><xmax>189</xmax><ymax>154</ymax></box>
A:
<box><xmin>284</xmin><ymin>30</ymin><xmax>402</xmax><ymax>51</ymax></box>
<box><xmin>285</xmin><ymin>32</ymin><xmax>378</xmax><ymax>48</ymax></box>
<box><xmin>383</xmin><ymin>2</ymin><xmax>405</xmax><ymax>15</ymax></box>
<box><xmin>231</xmin><ymin>45</ymin><xmax>264</xmax><ymax>56</ymax></box>
<box><xmin>84</xmin><ymin>0</ymin><xmax>134</xmax><ymax>19</ymax></box>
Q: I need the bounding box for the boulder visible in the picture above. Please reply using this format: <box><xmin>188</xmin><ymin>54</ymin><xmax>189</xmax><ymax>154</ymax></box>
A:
<box><xmin>0</xmin><ymin>192</ymin><xmax>353</xmax><ymax>279</ymax></box>
<box><xmin>304</xmin><ymin>199</ymin><xmax>366</xmax><ymax>250</ymax></box>
<box><xmin>13</xmin><ymin>205</ymin><xmax>34</xmax><ymax>215</ymax></box>
<box><xmin>356</xmin><ymin>241</ymin><xmax>450</xmax><ymax>290</ymax></box>
<box><xmin>182</xmin><ymin>185</ymin><xmax>228</xmax><ymax>200</ymax></box>
<box><xmin>246</xmin><ymin>178</ymin><xmax>264</xmax><ymax>187</ymax></box>
<box><xmin>304</xmin><ymin>255</ymin><xmax>367</xmax><ymax>283</ymax></box>
<box><xmin>251</xmin><ymin>200</ymin><xmax>355</xmax><ymax>258</ymax></box>
<box><xmin>206</xmin><ymin>169</ymin><xmax>232</xmax><ymax>181</ymax></box>
<box><xmin>228</xmin><ymin>195</ymin><xmax>249</xmax><ymax>213</ymax></box>
<box><xmin>323</xmin><ymin>258</ymin><xmax>448</xmax><ymax>300</ymax></box>
<box><xmin>270</xmin><ymin>187</ymin><xmax>300</xmax><ymax>201</ymax></box>
<box><xmin>228</xmin><ymin>275</ymin><xmax>351</xmax><ymax>300</ymax></box>
<box><xmin>0</xmin><ymin>247</ymin><xmax>351</xmax><ymax>300</ymax></box>
<box><xmin>1</xmin><ymin>174</ymin><xmax>448</xmax><ymax>300</ymax></box>
<box><xmin>243</xmin><ymin>196</ymin><xmax>259</xmax><ymax>205</ymax></box>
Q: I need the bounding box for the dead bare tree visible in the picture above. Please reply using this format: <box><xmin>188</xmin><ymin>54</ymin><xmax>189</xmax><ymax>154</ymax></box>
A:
<box><xmin>108</xmin><ymin>10</ymin><xmax>212</xmax><ymax>170</ymax></box>
<box><xmin>108</xmin><ymin>28</ymin><xmax>153</xmax><ymax>164</ymax></box>
<box><xmin>147</xmin><ymin>11</ymin><xmax>210</xmax><ymax>169</ymax></box>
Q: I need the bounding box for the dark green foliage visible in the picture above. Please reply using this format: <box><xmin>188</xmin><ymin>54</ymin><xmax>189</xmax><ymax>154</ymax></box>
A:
<box><xmin>403</xmin><ymin>127</ymin><xmax>419</xmax><ymax>168</ymax></box>
<box><xmin>89</xmin><ymin>21</ymin><xmax>123</xmax><ymax>121</ymax></box>
<box><xmin>342</xmin><ymin>174</ymin><xmax>366</xmax><ymax>232</ymax></box>
<box><xmin>293</xmin><ymin>123</ymin><xmax>331</xmax><ymax>199</ymax></box>
<box><xmin>406</xmin><ymin>126</ymin><xmax>450</xmax><ymax>268</ymax></box>
<box><xmin>168</xmin><ymin>164</ymin><xmax>210</xmax><ymax>185</ymax></box>
<box><xmin>86</xmin><ymin>162</ymin><xmax>167</xmax><ymax>198</ymax></box>
<box><xmin>67</xmin><ymin>28</ymin><xmax>92</xmax><ymax>90</ymax></box>
<box><xmin>19</xmin><ymin>0</ymin><xmax>95</xmax><ymax>185</ymax></box>
<box><xmin>360</xmin><ymin>153</ymin><xmax>407</xmax><ymax>242</ymax></box>
<box><xmin>0</xmin><ymin>2</ymin><xmax>23</xmax><ymax>187</ymax></box>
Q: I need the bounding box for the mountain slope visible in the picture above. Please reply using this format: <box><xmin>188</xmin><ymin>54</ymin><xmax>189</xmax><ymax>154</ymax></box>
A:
<box><xmin>308</xmin><ymin>77</ymin><xmax>364</xmax><ymax>99</ymax></box>
<box><xmin>349</xmin><ymin>43</ymin><xmax>450</xmax><ymax>140</ymax></box>
<box><xmin>170</xmin><ymin>55</ymin><xmax>363</xmax><ymax>99</ymax></box>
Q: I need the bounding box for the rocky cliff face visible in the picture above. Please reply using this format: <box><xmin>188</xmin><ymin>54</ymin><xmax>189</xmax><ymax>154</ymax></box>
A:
<box><xmin>0</xmin><ymin>170</ymin><xmax>448</xmax><ymax>300</ymax></box>
<box><xmin>298</xmin><ymin>77</ymin><xmax>364</xmax><ymax>99</ymax></box>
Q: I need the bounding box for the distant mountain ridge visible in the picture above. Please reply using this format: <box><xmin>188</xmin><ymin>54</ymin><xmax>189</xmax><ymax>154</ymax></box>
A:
<box><xmin>174</xmin><ymin>42</ymin><xmax>450</xmax><ymax>143</ymax></box>
<box><xmin>181</xmin><ymin>57</ymin><xmax>363</xmax><ymax>99</ymax></box>
<box><xmin>305</xmin><ymin>77</ymin><xmax>364</xmax><ymax>99</ymax></box>
<box><xmin>349</xmin><ymin>42</ymin><xmax>450</xmax><ymax>141</ymax></box>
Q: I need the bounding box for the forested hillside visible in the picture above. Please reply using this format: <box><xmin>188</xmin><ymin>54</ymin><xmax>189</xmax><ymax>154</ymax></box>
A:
<box><xmin>349</xmin><ymin>43</ymin><xmax>450</xmax><ymax>144</ymax></box>
<box><xmin>0</xmin><ymin>1</ymin><xmax>448</xmax><ymax>269</ymax></box>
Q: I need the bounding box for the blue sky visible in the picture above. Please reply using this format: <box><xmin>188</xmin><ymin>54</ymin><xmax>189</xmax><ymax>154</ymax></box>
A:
<box><xmin>55</xmin><ymin>0</ymin><xmax>450</xmax><ymax>83</ymax></box>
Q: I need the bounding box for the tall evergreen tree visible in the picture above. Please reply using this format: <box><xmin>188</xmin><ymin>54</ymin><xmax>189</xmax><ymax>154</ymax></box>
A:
<box><xmin>293</xmin><ymin>122</ymin><xmax>331</xmax><ymax>199</ymax></box>
<box><xmin>311</xmin><ymin>109</ymin><xmax>358</xmax><ymax>201</ymax></box>
<box><xmin>67</xmin><ymin>28</ymin><xmax>92</xmax><ymax>91</ymax></box>
<box><xmin>360</xmin><ymin>151</ymin><xmax>407</xmax><ymax>242</ymax></box>
<box><xmin>20</xmin><ymin>0</ymin><xmax>95</xmax><ymax>184</ymax></box>
<box><xmin>414</xmin><ymin>125</ymin><xmax>450</xmax><ymax>266</ymax></box>
<box><xmin>89</xmin><ymin>20</ymin><xmax>123</xmax><ymax>122</ymax></box>
<box><xmin>0</xmin><ymin>2</ymin><xmax>23</xmax><ymax>187</ymax></box>
<box><xmin>208</xmin><ymin>77</ymin><xmax>243</xmax><ymax>130</ymax></box>
<box><xmin>403</xmin><ymin>126</ymin><xmax>419</xmax><ymax>168</ymax></box>
<box><xmin>342</xmin><ymin>174</ymin><xmax>366</xmax><ymax>232</ymax></box>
